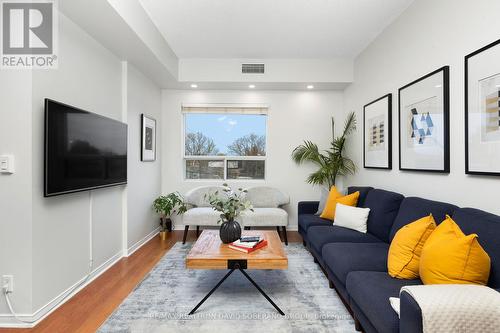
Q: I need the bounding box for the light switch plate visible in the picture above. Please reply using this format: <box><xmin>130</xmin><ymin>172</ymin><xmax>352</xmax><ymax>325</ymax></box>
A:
<box><xmin>0</xmin><ymin>155</ymin><xmax>15</xmax><ymax>174</ymax></box>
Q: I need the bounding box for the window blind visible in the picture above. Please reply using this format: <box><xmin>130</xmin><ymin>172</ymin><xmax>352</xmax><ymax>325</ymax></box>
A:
<box><xmin>181</xmin><ymin>104</ymin><xmax>268</xmax><ymax>115</ymax></box>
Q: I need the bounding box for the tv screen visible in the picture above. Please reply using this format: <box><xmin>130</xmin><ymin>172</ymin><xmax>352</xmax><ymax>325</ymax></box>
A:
<box><xmin>44</xmin><ymin>99</ymin><xmax>127</xmax><ymax>197</ymax></box>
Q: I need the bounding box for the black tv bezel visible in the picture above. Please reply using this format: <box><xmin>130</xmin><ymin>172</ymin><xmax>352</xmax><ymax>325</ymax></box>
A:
<box><xmin>44</xmin><ymin>98</ymin><xmax>128</xmax><ymax>198</ymax></box>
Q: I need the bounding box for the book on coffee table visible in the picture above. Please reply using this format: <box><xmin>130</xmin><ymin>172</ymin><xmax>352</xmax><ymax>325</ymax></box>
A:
<box><xmin>228</xmin><ymin>239</ymin><xmax>268</xmax><ymax>253</ymax></box>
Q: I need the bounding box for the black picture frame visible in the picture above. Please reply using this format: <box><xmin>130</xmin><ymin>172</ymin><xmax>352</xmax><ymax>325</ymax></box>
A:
<box><xmin>363</xmin><ymin>93</ymin><xmax>392</xmax><ymax>169</ymax></box>
<box><xmin>398</xmin><ymin>66</ymin><xmax>450</xmax><ymax>173</ymax></box>
<box><xmin>465</xmin><ymin>38</ymin><xmax>500</xmax><ymax>176</ymax></box>
<box><xmin>141</xmin><ymin>114</ymin><xmax>156</xmax><ymax>162</ymax></box>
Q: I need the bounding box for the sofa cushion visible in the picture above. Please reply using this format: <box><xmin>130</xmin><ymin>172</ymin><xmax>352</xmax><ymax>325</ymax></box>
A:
<box><xmin>347</xmin><ymin>186</ymin><xmax>374</xmax><ymax>207</ymax></box>
<box><xmin>322</xmin><ymin>243</ymin><xmax>389</xmax><ymax>285</ymax></box>
<box><xmin>389</xmin><ymin>197</ymin><xmax>458</xmax><ymax>242</ymax></box>
<box><xmin>346</xmin><ymin>271</ymin><xmax>422</xmax><ymax>333</ymax></box>
<box><xmin>362</xmin><ymin>189</ymin><xmax>404</xmax><ymax>243</ymax></box>
<box><xmin>298</xmin><ymin>214</ymin><xmax>331</xmax><ymax>232</ymax></box>
<box><xmin>308</xmin><ymin>225</ymin><xmax>382</xmax><ymax>255</ymax></box>
<box><xmin>452</xmin><ymin>208</ymin><xmax>500</xmax><ymax>289</ymax></box>
<box><xmin>245</xmin><ymin>186</ymin><xmax>289</xmax><ymax>208</ymax></box>
<box><xmin>240</xmin><ymin>208</ymin><xmax>288</xmax><ymax>226</ymax></box>
<box><xmin>182</xmin><ymin>207</ymin><xmax>220</xmax><ymax>226</ymax></box>
<box><xmin>418</xmin><ymin>212</ymin><xmax>492</xmax><ymax>286</ymax></box>
<box><xmin>388</xmin><ymin>215</ymin><xmax>436</xmax><ymax>279</ymax></box>
<box><xmin>320</xmin><ymin>190</ymin><xmax>359</xmax><ymax>220</ymax></box>
<box><xmin>334</xmin><ymin>204</ymin><xmax>370</xmax><ymax>233</ymax></box>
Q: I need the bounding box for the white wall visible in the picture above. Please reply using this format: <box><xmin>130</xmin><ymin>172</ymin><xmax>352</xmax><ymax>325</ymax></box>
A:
<box><xmin>0</xmin><ymin>71</ymin><xmax>33</xmax><ymax>315</ymax></box>
<box><xmin>31</xmin><ymin>13</ymin><xmax>124</xmax><ymax>312</ymax></box>
<box><xmin>162</xmin><ymin>90</ymin><xmax>344</xmax><ymax>229</ymax></box>
<box><xmin>344</xmin><ymin>0</ymin><xmax>500</xmax><ymax>215</ymax></box>
<box><xmin>126</xmin><ymin>64</ymin><xmax>162</xmax><ymax>249</ymax></box>
<box><xmin>0</xmin><ymin>12</ymin><xmax>162</xmax><ymax>325</ymax></box>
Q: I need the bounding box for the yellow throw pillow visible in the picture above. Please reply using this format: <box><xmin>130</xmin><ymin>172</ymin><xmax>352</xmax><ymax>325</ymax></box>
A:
<box><xmin>320</xmin><ymin>189</ymin><xmax>359</xmax><ymax>220</ymax></box>
<box><xmin>388</xmin><ymin>215</ymin><xmax>436</xmax><ymax>279</ymax></box>
<box><xmin>419</xmin><ymin>215</ymin><xmax>491</xmax><ymax>285</ymax></box>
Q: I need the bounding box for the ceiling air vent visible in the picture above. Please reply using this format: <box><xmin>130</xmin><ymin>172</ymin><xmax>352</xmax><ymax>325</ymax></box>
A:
<box><xmin>242</xmin><ymin>63</ymin><xmax>265</xmax><ymax>74</ymax></box>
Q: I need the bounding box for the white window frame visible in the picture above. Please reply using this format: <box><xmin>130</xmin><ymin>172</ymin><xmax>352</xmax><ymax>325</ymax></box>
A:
<box><xmin>181</xmin><ymin>104</ymin><xmax>268</xmax><ymax>182</ymax></box>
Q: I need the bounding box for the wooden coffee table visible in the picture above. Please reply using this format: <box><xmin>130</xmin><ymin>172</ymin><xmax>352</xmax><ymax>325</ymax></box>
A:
<box><xmin>186</xmin><ymin>230</ymin><xmax>288</xmax><ymax>315</ymax></box>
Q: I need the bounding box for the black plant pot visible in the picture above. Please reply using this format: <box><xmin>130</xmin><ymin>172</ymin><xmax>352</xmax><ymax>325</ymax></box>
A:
<box><xmin>219</xmin><ymin>220</ymin><xmax>242</xmax><ymax>244</ymax></box>
<box><xmin>160</xmin><ymin>217</ymin><xmax>173</xmax><ymax>232</ymax></box>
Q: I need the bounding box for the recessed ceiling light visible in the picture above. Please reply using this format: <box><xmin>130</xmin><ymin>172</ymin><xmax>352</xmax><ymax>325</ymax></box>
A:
<box><xmin>190</xmin><ymin>84</ymin><xmax>198</xmax><ymax>88</ymax></box>
<box><xmin>435</xmin><ymin>84</ymin><xmax>442</xmax><ymax>88</ymax></box>
<box><xmin>248</xmin><ymin>84</ymin><xmax>256</xmax><ymax>89</ymax></box>
<box><xmin>307</xmin><ymin>85</ymin><xmax>314</xmax><ymax>89</ymax></box>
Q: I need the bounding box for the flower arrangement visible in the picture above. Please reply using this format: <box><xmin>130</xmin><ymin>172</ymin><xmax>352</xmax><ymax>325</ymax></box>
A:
<box><xmin>205</xmin><ymin>183</ymin><xmax>253</xmax><ymax>223</ymax></box>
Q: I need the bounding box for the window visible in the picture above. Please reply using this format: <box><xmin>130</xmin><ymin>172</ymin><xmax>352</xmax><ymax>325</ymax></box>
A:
<box><xmin>183</xmin><ymin>106</ymin><xmax>267</xmax><ymax>180</ymax></box>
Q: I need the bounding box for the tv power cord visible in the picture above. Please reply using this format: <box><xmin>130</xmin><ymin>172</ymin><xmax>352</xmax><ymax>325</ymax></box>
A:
<box><xmin>3</xmin><ymin>259</ymin><xmax>94</xmax><ymax>325</ymax></box>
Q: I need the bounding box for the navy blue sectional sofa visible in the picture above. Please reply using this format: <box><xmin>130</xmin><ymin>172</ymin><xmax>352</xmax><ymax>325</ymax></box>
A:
<box><xmin>298</xmin><ymin>186</ymin><xmax>500</xmax><ymax>333</ymax></box>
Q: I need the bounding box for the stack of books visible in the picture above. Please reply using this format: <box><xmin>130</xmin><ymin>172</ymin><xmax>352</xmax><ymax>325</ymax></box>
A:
<box><xmin>228</xmin><ymin>236</ymin><xmax>268</xmax><ymax>253</ymax></box>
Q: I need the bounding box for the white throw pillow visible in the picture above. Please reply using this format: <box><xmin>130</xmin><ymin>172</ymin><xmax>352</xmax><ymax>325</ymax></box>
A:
<box><xmin>389</xmin><ymin>297</ymin><xmax>400</xmax><ymax>318</ymax></box>
<box><xmin>333</xmin><ymin>203</ymin><xmax>370</xmax><ymax>233</ymax></box>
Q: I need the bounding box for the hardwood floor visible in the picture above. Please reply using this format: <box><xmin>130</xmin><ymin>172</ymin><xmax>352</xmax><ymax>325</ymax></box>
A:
<box><xmin>0</xmin><ymin>230</ymin><xmax>301</xmax><ymax>333</ymax></box>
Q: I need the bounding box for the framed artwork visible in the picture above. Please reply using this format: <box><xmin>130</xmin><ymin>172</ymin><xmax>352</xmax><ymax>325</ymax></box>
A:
<box><xmin>363</xmin><ymin>94</ymin><xmax>392</xmax><ymax>169</ymax></box>
<box><xmin>141</xmin><ymin>114</ymin><xmax>156</xmax><ymax>161</ymax></box>
<box><xmin>465</xmin><ymin>39</ymin><xmax>500</xmax><ymax>176</ymax></box>
<box><xmin>398</xmin><ymin>66</ymin><xmax>450</xmax><ymax>173</ymax></box>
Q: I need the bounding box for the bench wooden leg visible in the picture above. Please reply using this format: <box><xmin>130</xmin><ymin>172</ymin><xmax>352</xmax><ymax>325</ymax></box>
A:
<box><xmin>182</xmin><ymin>226</ymin><xmax>189</xmax><ymax>244</ymax></box>
<box><xmin>196</xmin><ymin>226</ymin><xmax>200</xmax><ymax>237</ymax></box>
<box><xmin>282</xmin><ymin>226</ymin><xmax>288</xmax><ymax>245</ymax></box>
<box><xmin>276</xmin><ymin>226</ymin><xmax>281</xmax><ymax>238</ymax></box>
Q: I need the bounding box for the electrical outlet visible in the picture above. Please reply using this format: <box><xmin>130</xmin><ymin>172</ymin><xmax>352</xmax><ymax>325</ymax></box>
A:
<box><xmin>2</xmin><ymin>275</ymin><xmax>13</xmax><ymax>293</ymax></box>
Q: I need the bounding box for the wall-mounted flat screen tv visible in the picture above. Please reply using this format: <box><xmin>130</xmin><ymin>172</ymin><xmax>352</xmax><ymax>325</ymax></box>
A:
<box><xmin>44</xmin><ymin>99</ymin><xmax>127</xmax><ymax>197</ymax></box>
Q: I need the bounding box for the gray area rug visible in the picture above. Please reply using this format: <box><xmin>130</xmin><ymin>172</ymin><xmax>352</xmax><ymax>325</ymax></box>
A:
<box><xmin>98</xmin><ymin>243</ymin><xmax>355</xmax><ymax>333</ymax></box>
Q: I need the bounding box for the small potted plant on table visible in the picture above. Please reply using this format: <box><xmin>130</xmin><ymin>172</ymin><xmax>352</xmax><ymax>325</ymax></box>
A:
<box><xmin>153</xmin><ymin>192</ymin><xmax>187</xmax><ymax>240</ymax></box>
<box><xmin>206</xmin><ymin>184</ymin><xmax>253</xmax><ymax>244</ymax></box>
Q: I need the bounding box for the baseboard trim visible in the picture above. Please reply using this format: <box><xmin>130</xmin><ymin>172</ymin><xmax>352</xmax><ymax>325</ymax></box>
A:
<box><xmin>0</xmin><ymin>250</ymin><xmax>124</xmax><ymax>328</ymax></box>
<box><xmin>125</xmin><ymin>226</ymin><xmax>160</xmax><ymax>257</ymax></box>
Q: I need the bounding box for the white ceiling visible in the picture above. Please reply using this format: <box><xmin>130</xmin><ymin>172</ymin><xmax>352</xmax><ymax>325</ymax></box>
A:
<box><xmin>140</xmin><ymin>0</ymin><xmax>414</xmax><ymax>59</ymax></box>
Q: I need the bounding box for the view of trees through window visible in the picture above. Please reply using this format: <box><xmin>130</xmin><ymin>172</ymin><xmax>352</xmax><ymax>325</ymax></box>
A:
<box><xmin>184</xmin><ymin>113</ymin><xmax>266</xmax><ymax>180</ymax></box>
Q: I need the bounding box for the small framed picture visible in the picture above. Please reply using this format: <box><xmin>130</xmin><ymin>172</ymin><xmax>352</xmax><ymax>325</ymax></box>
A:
<box><xmin>141</xmin><ymin>114</ymin><xmax>156</xmax><ymax>161</ymax></box>
<box><xmin>465</xmin><ymin>39</ymin><xmax>500</xmax><ymax>176</ymax></box>
<box><xmin>363</xmin><ymin>94</ymin><xmax>392</xmax><ymax>169</ymax></box>
<box><xmin>398</xmin><ymin>66</ymin><xmax>450</xmax><ymax>173</ymax></box>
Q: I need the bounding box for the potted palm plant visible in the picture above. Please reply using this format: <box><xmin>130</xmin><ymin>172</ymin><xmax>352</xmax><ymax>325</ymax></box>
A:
<box><xmin>153</xmin><ymin>192</ymin><xmax>187</xmax><ymax>240</ymax></box>
<box><xmin>291</xmin><ymin>112</ymin><xmax>357</xmax><ymax>188</ymax></box>
<box><xmin>205</xmin><ymin>184</ymin><xmax>253</xmax><ymax>243</ymax></box>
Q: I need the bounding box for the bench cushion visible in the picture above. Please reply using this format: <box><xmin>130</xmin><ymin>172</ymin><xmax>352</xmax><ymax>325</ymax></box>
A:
<box><xmin>347</xmin><ymin>271</ymin><xmax>422</xmax><ymax>333</ymax></box>
<box><xmin>308</xmin><ymin>225</ymin><xmax>382</xmax><ymax>255</ymax></box>
<box><xmin>182</xmin><ymin>207</ymin><xmax>220</xmax><ymax>226</ymax></box>
<box><xmin>185</xmin><ymin>186</ymin><xmax>227</xmax><ymax>207</ymax></box>
<box><xmin>323</xmin><ymin>243</ymin><xmax>389</xmax><ymax>285</ymax></box>
<box><xmin>245</xmin><ymin>186</ymin><xmax>289</xmax><ymax>208</ymax></box>
<box><xmin>241</xmin><ymin>208</ymin><xmax>288</xmax><ymax>226</ymax></box>
<box><xmin>362</xmin><ymin>189</ymin><xmax>404</xmax><ymax>243</ymax></box>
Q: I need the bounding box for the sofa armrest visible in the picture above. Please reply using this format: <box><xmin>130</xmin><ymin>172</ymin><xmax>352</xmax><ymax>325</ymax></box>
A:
<box><xmin>298</xmin><ymin>201</ymin><xmax>319</xmax><ymax>215</ymax></box>
<box><xmin>399</xmin><ymin>290</ymin><xmax>423</xmax><ymax>333</ymax></box>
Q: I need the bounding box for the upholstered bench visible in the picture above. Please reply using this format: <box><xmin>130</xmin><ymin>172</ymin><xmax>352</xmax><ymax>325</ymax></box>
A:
<box><xmin>181</xmin><ymin>185</ymin><xmax>290</xmax><ymax>244</ymax></box>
